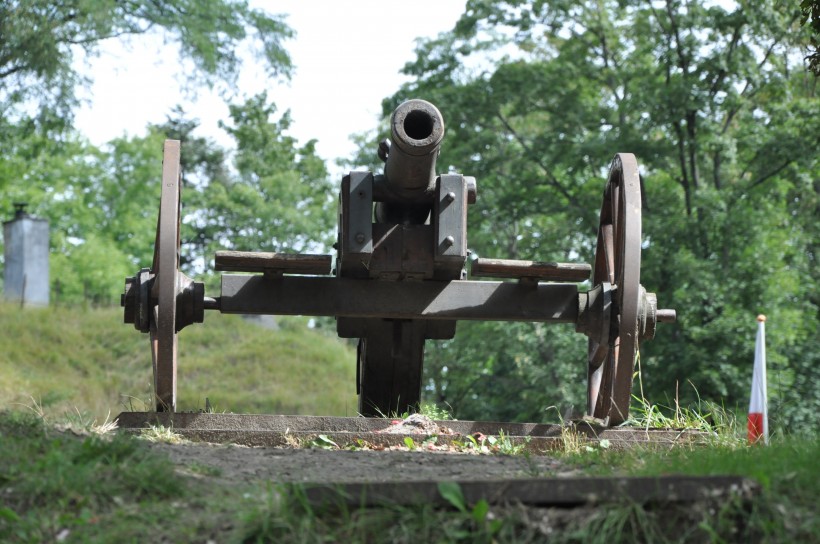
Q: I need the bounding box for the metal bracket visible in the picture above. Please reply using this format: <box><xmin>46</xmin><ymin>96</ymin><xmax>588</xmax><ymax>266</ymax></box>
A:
<box><xmin>339</xmin><ymin>172</ymin><xmax>374</xmax><ymax>277</ymax></box>
<box><xmin>434</xmin><ymin>174</ymin><xmax>468</xmax><ymax>278</ymax></box>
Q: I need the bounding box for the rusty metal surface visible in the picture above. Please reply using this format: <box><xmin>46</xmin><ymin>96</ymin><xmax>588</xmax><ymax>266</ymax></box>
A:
<box><xmin>219</xmin><ymin>275</ymin><xmax>580</xmax><ymax>322</ymax></box>
<box><xmin>383</xmin><ymin>99</ymin><xmax>444</xmax><ymax>197</ymax></box>
<box><xmin>338</xmin><ymin>171</ymin><xmax>374</xmax><ymax>279</ymax></box>
<box><xmin>433</xmin><ymin>174</ymin><xmax>468</xmax><ymax>271</ymax></box>
<box><xmin>302</xmin><ymin>476</ymin><xmax>759</xmax><ymax>508</ymax></box>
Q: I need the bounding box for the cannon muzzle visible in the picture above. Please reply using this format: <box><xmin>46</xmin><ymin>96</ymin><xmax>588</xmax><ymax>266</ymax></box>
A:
<box><xmin>384</xmin><ymin>99</ymin><xmax>444</xmax><ymax>198</ymax></box>
<box><xmin>376</xmin><ymin>100</ymin><xmax>444</xmax><ymax>224</ymax></box>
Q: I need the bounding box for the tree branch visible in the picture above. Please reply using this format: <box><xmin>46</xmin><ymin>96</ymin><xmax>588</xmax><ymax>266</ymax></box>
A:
<box><xmin>747</xmin><ymin>160</ymin><xmax>793</xmax><ymax>192</ymax></box>
<box><xmin>494</xmin><ymin>111</ymin><xmax>591</xmax><ymax>221</ymax></box>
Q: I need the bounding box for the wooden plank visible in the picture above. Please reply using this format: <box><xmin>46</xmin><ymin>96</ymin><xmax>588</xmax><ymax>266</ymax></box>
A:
<box><xmin>214</xmin><ymin>251</ymin><xmax>332</xmax><ymax>275</ymax></box>
<box><xmin>472</xmin><ymin>258</ymin><xmax>591</xmax><ymax>282</ymax></box>
<box><xmin>302</xmin><ymin>476</ymin><xmax>759</xmax><ymax>507</ymax></box>
<box><xmin>219</xmin><ymin>275</ymin><xmax>579</xmax><ymax>322</ymax></box>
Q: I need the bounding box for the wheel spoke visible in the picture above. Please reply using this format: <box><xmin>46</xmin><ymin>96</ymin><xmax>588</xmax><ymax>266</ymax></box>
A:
<box><xmin>587</xmin><ymin>361</ymin><xmax>604</xmax><ymax>415</ymax></box>
<box><xmin>601</xmin><ymin>224</ymin><xmax>615</xmax><ymax>285</ymax></box>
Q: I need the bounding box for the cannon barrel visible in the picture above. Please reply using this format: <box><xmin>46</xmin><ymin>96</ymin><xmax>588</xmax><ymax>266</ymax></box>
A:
<box><xmin>376</xmin><ymin>100</ymin><xmax>444</xmax><ymax>224</ymax></box>
<box><xmin>384</xmin><ymin>99</ymin><xmax>444</xmax><ymax>198</ymax></box>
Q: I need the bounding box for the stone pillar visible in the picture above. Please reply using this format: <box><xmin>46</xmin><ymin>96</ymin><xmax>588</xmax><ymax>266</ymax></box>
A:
<box><xmin>3</xmin><ymin>203</ymin><xmax>50</xmax><ymax>307</ymax></box>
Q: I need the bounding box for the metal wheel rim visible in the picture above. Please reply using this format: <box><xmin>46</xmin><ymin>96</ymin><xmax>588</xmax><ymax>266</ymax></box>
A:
<box><xmin>587</xmin><ymin>153</ymin><xmax>642</xmax><ymax>424</ymax></box>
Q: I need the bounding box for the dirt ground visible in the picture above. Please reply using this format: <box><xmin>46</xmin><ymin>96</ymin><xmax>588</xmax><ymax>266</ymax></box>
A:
<box><xmin>147</xmin><ymin>441</ymin><xmax>580</xmax><ymax>485</ymax></box>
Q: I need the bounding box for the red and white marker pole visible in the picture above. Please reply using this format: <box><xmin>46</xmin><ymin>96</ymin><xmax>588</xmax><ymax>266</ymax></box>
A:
<box><xmin>747</xmin><ymin>314</ymin><xmax>768</xmax><ymax>445</ymax></box>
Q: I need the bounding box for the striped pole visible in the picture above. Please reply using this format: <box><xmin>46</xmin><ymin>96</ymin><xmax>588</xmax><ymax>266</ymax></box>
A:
<box><xmin>747</xmin><ymin>314</ymin><xmax>768</xmax><ymax>445</ymax></box>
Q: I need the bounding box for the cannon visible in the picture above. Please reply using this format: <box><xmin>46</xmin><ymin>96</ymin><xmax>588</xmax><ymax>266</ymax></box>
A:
<box><xmin>121</xmin><ymin>99</ymin><xmax>675</xmax><ymax>425</ymax></box>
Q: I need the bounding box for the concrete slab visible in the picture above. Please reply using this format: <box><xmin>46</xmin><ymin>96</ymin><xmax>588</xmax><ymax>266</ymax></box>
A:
<box><xmin>302</xmin><ymin>475</ymin><xmax>759</xmax><ymax>507</ymax></box>
<box><xmin>116</xmin><ymin>412</ymin><xmax>708</xmax><ymax>451</ymax></box>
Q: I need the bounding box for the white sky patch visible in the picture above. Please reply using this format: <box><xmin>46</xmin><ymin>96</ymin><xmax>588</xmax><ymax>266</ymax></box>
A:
<box><xmin>73</xmin><ymin>1</ymin><xmax>466</xmax><ymax>171</ymax></box>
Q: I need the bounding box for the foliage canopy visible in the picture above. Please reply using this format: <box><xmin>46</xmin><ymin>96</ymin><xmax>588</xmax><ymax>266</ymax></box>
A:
<box><xmin>372</xmin><ymin>0</ymin><xmax>819</xmax><ymax>428</ymax></box>
<box><xmin>0</xmin><ymin>0</ymin><xmax>292</xmax><ymax>120</ymax></box>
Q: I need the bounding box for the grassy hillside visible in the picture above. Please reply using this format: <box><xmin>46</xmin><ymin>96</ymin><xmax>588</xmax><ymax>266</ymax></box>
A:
<box><xmin>0</xmin><ymin>303</ymin><xmax>357</xmax><ymax>418</ymax></box>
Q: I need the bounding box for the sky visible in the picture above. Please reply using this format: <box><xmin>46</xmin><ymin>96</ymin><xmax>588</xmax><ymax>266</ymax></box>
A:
<box><xmin>73</xmin><ymin>1</ymin><xmax>466</xmax><ymax>170</ymax></box>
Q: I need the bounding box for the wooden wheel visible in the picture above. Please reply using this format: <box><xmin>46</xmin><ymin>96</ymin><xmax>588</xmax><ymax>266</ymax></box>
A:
<box><xmin>149</xmin><ymin>140</ymin><xmax>183</xmax><ymax>412</ymax></box>
<box><xmin>357</xmin><ymin>320</ymin><xmax>425</xmax><ymax>417</ymax></box>
<box><xmin>587</xmin><ymin>153</ymin><xmax>642</xmax><ymax>425</ymax></box>
<box><xmin>120</xmin><ymin>140</ymin><xmax>204</xmax><ymax>412</ymax></box>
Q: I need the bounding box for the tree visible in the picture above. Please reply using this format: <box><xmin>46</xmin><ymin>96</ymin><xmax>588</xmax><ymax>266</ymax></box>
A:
<box><xmin>802</xmin><ymin>0</ymin><xmax>820</xmax><ymax>74</ymax></box>
<box><xmin>375</xmin><ymin>0</ymin><xmax>820</xmax><ymax>427</ymax></box>
<box><xmin>1</xmin><ymin>93</ymin><xmax>336</xmax><ymax>305</ymax></box>
<box><xmin>212</xmin><ymin>94</ymin><xmax>335</xmax><ymax>254</ymax></box>
<box><xmin>0</xmin><ymin>1</ymin><xmax>308</xmax><ymax>304</ymax></box>
<box><xmin>0</xmin><ymin>0</ymin><xmax>292</xmax><ymax>121</ymax></box>
<box><xmin>157</xmin><ymin>96</ymin><xmax>336</xmax><ymax>272</ymax></box>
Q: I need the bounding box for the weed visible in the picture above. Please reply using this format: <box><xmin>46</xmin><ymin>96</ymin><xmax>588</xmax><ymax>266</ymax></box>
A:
<box><xmin>567</xmin><ymin>500</ymin><xmax>667</xmax><ymax>544</ymax></box>
<box><xmin>240</xmin><ymin>482</ymin><xmax>512</xmax><ymax>543</ymax></box>
<box><xmin>309</xmin><ymin>434</ymin><xmax>339</xmax><ymax>450</ymax></box>
<box><xmin>488</xmin><ymin>430</ymin><xmax>530</xmax><ymax>455</ymax></box>
<box><xmin>422</xmin><ymin>435</ymin><xmax>438</xmax><ymax>448</ymax></box>
<box><xmin>184</xmin><ymin>462</ymin><xmax>223</xmax><ymax>477</ymax></box>
<box><xmin>418</xmin><ymin>402</ymin><xmax>454</xmax><ymax>420</ymax></box>
<box><xmin>57</xmin><ymin>408</ymin><xmax>118</xmax><ymax>435</ymax></box>
<box><xmin>343</xmin><ymin>438</ymin><xmax>370</xmax><ymax>451</ymax></box>
<box><xmin>139</xmin><ymin>424</ymin><xmax>187</xmax><ymax>444</ymax></box>
<box><xmin>438</xmin><ymin>481</ymin><xmax>503</xmax><ymax>537</ymax></box>
<box><xmin>558</xmin><ymin>422</ymin><xmax>587</xmax><ymax>455</ymax></box>
<box><xmin>0</xmin><ymin>411</ymin><xmax>187</xmax><ymax>542</ymax></box>
<box><xmin>373</xmin><ymin>402</ymin><xmax>455</xmax><ymax>421</ymax></box>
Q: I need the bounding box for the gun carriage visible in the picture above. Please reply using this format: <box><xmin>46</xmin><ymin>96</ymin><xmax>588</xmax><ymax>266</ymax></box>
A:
<box><xmin>121</xmin><ymin>99</ymin><xmax>675</xmax><ymax>426</ymax></box>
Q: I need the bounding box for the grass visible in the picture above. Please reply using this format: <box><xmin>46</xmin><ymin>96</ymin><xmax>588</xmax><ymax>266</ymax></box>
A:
<box><xmin>1</xmin><ymin>407</ymin><xmax>817</xmax><ymax>542</ymax></box>
<box><xmin>1</xmin><ymin>304</ymin><xmax>817</xmax><ymax>541</ymax></box>
<box><xmin>0</xmin><ymin>303</ymin><xmax>357</xmax><ymax>419</ymax></box>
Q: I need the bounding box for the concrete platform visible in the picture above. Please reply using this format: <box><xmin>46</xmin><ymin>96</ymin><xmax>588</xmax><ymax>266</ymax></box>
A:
<box><xmin>302</xmin><ymin>475</ymin><xmax>759</xmax><ymax>507</ymax></box>
<box><xmin>116</xmin><ymin>412</ymin><xmax>707</xmax><ymax>452</ymax></box>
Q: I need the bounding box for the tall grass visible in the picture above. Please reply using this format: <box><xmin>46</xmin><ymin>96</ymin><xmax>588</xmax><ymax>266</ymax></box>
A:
<box><xmin>0</xmin><ymin>303</ymin><xmax>357</xmax><ymax>418</ymax></box>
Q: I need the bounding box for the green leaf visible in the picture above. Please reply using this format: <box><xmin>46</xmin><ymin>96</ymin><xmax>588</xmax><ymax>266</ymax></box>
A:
<box><xmin>312</xmin><ymin>435</ymin><xmax>338</xmax><ymax>450</ymax></box>
<box><xmin>0</xmin><ymin>506</ymin><xmax>20</xmax><ymax>522</ymax></box>
<box><xmin>437</xmin><ymin>481</ymin><xmax>467</xmax><ymax>513</ymax></box>
<box><xmin>471</xmin><ymin>498</ymin><xmax>490</xmax><ymax>523</ymax></box>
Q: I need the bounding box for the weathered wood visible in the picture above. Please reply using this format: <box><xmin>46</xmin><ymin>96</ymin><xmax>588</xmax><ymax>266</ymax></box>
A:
<box><xmin>214</xmin><ymin>251</ymin><xmax>332</xmax><ymax>275</ymax></box>
<box><xmin>472</xmin><ymin>258</ymin><xmax>591</xmax><ymax>282</ymax></box>
<box><xmin>302</xmin><ymin>476</ymin><xmax>759</xmax><ymax>507</ymax></box>
<box><xmin>219</xmin><ymin>275</ymin><xmax>580</xmax><ymax>322</ymax></box>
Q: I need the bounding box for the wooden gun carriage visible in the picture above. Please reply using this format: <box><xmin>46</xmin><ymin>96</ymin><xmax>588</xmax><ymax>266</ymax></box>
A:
<box><xmin>121</xmin><ymin>99</ymin><xmax>674</xmax><ymax>425</ymax></box>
